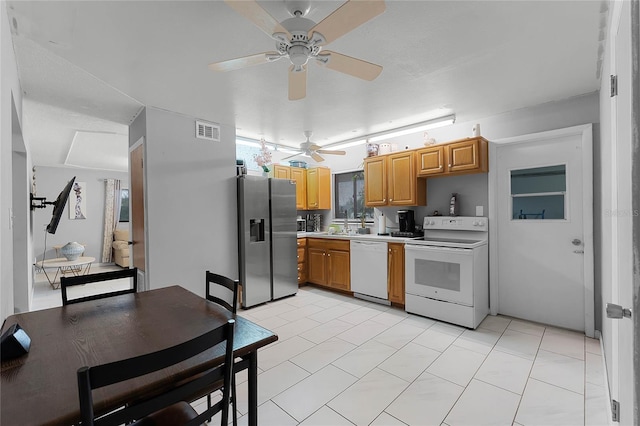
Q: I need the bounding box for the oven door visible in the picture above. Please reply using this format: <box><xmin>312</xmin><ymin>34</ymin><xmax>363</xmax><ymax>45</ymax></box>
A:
<box><xmin>405</xmin><ymin>245</ymin><xmax>475</xmax><ymax>306</ymax></box>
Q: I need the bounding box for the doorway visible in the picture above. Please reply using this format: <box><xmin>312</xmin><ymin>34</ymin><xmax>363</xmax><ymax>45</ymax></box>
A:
<box><xmin>490</xmin><ymin>124</ymin><xmax>594</xmax><ymax>337</ymax></box>
<box><xmin>11</xmin><ymin>95</ymin><xmax>30</xmax><ymax>313</ymax></box>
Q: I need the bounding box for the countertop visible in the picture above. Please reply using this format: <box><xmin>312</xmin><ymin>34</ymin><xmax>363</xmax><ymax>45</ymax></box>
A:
<box><xmin>297</xmin><ymin>231</ymin><xmax>419</xmax><ymax>243</ymax></box>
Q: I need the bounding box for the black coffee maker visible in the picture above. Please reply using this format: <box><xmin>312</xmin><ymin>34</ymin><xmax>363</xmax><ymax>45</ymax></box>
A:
<box><xmin>397</xmin><ymin>210</ymin><xmax>415</xmax><ymax>233</ymax></box>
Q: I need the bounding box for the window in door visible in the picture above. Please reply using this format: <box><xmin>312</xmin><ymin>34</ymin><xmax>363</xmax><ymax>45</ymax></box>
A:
<box><xmin>510</xmin><ymin>164</ymin><xmax>566</xmax><ymax>220</ymax></box>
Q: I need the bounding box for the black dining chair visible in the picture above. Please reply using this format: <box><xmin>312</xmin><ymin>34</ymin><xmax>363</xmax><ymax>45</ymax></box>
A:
<box><xmin>77</xmin><ymin>318</ymin><xmax>235</xmax><ymax>426</ymax></box>
<box><xmin>204</xmin><ymin>271</ymin><xmax>240</xmax><ymax>425</ymax></box>
<box><xmin>60</xmin><ymin>268</ymin><xmax>138</xmax><ymax>306</ymax></box>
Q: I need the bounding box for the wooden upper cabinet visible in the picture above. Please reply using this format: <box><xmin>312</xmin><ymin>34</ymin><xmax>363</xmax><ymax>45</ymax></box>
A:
<box><xmin>306</xmin><ymin>167</ymin><xmax>331</xmax><ymax>210</ymax></box>
<box><xmin>416</xmin><ymin>145</ymin><xmax>446</xmax><ymax>176</ymax></box>
<box><xmin>290</xmin><ymin>167</ymin><xmax>307</xmax><ymax>210</ymax></box>
<box><xmin>446</xmin><ymin>137</ymin><xmax>488</xmax><ymax>175</ymax></box>
<box><xmin>364</xmin><ymin>156</ymin><xmax>387</xmax><ymax>206</ymax></box>
<box><xmin>272</xmin><ymin>164</ymin><xmax>291</xmax><ymax>179</ymax></box>
<box><xmin>388</xmin><ymin>151</ymin><xmax>426</xmax><ymax>206</ymax></box>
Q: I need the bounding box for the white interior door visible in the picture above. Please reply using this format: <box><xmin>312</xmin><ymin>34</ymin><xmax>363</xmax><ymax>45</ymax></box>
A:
<box><xmin>607</xmin><ymin>1</ymin><xmax>635</xmax><ymax>423</ymax></box>
<box><xmin>495</xmin><ymin>126</ymin><xmax>593</xmax><ymax>335</ymax></box>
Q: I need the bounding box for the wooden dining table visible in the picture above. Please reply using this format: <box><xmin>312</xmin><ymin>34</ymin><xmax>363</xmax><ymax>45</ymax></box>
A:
<box><xmin>0</xmin><ymin>285</ymin><xmax>278</xmax><ymax>426</ymax></box>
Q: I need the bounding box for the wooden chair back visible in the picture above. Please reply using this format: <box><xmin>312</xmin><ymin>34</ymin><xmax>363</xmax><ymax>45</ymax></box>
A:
<box><xmin>205</xmin><ymin>271</ymin><xmax>239</xmax><ymax>314</ymax></box>
<box><xmin>61</xmin><ymin>268</ymin><xmax>138</xmax><ymax>306</ymax></box>
<box><xmin>77</xmin><ymin>319</ymin><xmax>235</xmax><ymax>426</ymax></box>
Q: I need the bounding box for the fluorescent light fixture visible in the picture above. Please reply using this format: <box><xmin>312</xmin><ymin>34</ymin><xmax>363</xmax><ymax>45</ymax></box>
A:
<box><xmin>322</xmin><ymin>114</ymin><xmax>455</xmax><ymax>150</ymax></box>
<box><xmin>329</xmin><ymin>139</ymin><xmax>368</xmax><ymax>150</ymax></box>
<box><xmin>236</xmin><ymin>139</ymin><xmax>262</xmax><ymax>148</ymax></box>
<box><xmin>277</xmin><ymin>147</ymin><xmax>301</xmax><ymax>154</ymax></box>
<box><xmin>369</xmin><ymin>115</ymin><xmax>455</xmax><ymax>143</ymax></box>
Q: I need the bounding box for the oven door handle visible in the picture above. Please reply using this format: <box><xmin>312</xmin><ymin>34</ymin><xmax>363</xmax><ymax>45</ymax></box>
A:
<box><xmin>406</xmin><ymin>245</ymin><xmax>472</xmax><ymax>252</ymax></box>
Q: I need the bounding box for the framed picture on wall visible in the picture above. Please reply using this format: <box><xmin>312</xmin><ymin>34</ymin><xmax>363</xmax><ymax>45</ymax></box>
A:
<box><xmin>69</xmin><ymin>181</ymin><xmax>87</xmax><ymax>220</ymax></box>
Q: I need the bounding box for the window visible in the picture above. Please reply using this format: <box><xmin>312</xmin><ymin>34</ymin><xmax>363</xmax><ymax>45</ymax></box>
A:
<box><xmin>334</xmin><ymin>171</ymin><xmax>373</xmax><ymax>220</ymax></box>
<box><xmin>510</xmin><ymin>165</ymin><xmax>566</xmax><ymax>220</ymax></box>
<box><xmin>119</xmin><ymin>189</ymin><xmax>129</xmax><ymax>222</ymax></box>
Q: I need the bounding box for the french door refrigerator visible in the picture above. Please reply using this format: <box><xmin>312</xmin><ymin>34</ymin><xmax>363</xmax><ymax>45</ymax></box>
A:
<box><xmin>238</xmin><ymin>175</ymin><xmax>298</xmax><ymax>308</ymax></box>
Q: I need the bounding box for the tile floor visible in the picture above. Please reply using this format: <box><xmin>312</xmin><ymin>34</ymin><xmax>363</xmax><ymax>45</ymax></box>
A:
<box><xmin>32</xmin><ymin>267</ymin><xmax>610</xmax><ymax>425</ymax></box>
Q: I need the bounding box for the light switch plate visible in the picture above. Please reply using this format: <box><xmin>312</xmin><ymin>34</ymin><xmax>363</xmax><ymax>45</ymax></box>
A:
<box><xmin>476</xmin><ymin>206</ymin><xmax>484</xmax><ymax>216</ymax></box>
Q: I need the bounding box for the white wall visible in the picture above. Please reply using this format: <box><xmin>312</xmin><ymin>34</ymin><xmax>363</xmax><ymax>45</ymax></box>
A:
<box><xmin>319</xmin><ymin>92</ymin><xmax>600</xmax><ymax>248</ymax></box>
<box><xmin>138</xmin><ymin>107</ymin><xmax>238</xmax><ymax>297</ymax></box>
<box><xmin>1</xmin><ymin>1</ymin><xmax>25</xmax><ymax>320</ymax></box>
<box><xmin>31</xmin><ymin>166</ymin><xmax>129</xmax><ymax>263</ymax></box>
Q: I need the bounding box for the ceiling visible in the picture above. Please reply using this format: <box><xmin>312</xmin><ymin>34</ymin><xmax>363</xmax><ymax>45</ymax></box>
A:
<box><xmin>7</xmin><ymin>0</ymin><xmax>607</xmax><ymax>171</ymax></box>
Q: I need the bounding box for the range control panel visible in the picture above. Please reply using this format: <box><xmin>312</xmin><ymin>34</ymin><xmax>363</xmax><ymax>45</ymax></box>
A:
<box><xmin>423</xmin><ymin>216</ymin><xmax>488</xmax><ymax>231</ymax></box>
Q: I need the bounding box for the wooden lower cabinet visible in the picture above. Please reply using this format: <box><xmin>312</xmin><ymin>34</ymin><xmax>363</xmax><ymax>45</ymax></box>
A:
<box><xmin>297</xmin><ymin>238</ymin><xmax>307</xmax><ymax>284</ymax></box>
<box><xmin>306</xmin><ymin>238</ymin><xmax>350</xmax><ymax>291</ymax></box>
<box><xmin>387</xmin><ymin>243</ymin><xmax>405</xmax><ymax>304</ymax></box>
<box><xmin>327</xmin><ymin>249</ymin><xmax>350</xmax><ymax>291</ymax></box>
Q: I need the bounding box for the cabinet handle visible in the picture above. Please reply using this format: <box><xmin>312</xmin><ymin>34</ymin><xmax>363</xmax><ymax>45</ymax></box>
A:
<box><xmin>439</xmin><ymin>165</ymin><xmax>443</xmax><ymax>169</ymax></box>
<box><xmin>390</xmin><ymin>198</ymin><xmax>393</xmax><ymax>202</ymax></box>
<box><xmin>448</xmin><ymin>164</ymin><xmax>452</xmax><ymax>167</ymax></box>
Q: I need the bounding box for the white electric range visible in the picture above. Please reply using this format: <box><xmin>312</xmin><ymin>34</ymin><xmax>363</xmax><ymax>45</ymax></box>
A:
<box><xmin>404</xmin><ymin>216</ymin><xmax>489</xmax><ymax>329</ymax></box>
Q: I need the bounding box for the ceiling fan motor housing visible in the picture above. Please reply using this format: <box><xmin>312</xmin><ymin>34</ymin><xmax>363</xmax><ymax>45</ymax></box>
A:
<box><xmin>284</xmin><ymin>0</ymin><xmax>311</xmax><ymax>17</ymax></box>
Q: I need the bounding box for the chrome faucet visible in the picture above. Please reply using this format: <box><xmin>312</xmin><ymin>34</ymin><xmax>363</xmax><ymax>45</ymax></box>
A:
<box><xmin>343</xmin><ymin>210</ymin><xmax>349</xmax><ymax>233</ymax></box>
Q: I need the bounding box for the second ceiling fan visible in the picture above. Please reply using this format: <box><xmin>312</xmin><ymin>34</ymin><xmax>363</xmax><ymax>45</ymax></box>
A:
<box><xmin>283</xmin><ymin>131</ymin><xmax>346</xmax><ymax>162</ymax></box>
<box><xmin>209</xmin><ymin>0</ymin><xmax>386</xmax><ymax>100</ymax></box>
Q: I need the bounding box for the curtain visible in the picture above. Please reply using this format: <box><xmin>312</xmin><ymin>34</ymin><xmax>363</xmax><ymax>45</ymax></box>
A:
<box><xmin>101</xmin><ymin>179</ymin><xmax>122</xmax><ymax>263</ymax></box>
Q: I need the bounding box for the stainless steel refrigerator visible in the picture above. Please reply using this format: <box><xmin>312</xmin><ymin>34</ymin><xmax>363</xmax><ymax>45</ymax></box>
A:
<box><xmin>238</xmin><ymin>175</ymin><xmax>298</xmax><ymax>308</ymax></box>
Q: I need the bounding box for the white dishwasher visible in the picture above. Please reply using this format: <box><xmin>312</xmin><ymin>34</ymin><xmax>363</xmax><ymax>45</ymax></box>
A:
<box><xmin>350</xmin><ymin>240</ymin><xmax>388</xmax><ymax>302</ymax></box>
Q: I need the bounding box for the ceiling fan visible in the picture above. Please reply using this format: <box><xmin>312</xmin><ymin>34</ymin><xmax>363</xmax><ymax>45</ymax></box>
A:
<box><xmin>209</xmin><ymin>0</ymin><xmax>385</xmax><ymax>100</ymax></box>
<box><xmin>283</xmin><ymin>131</ymin><xmax>346</xmax><ymax>162</ymax></box>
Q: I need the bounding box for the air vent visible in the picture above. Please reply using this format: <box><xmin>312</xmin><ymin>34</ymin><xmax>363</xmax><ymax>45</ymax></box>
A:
<box><xmin>195</xmin><ymin>121</ymin><xmax>220</xmax><ymax>142</ymax></box>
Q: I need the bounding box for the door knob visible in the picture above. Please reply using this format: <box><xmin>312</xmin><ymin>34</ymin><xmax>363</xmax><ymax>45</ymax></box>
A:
<box><xmin>571</xmin><ymin>239</ymin><xmax>582</xmax><ymax>246</ymax></box>
<box><xmin>606</xmin><ymin>303</ymin><xmax>632</xmax><ymax>319</ymax></box>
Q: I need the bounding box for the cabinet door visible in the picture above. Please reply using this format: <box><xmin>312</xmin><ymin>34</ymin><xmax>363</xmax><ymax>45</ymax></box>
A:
<box><xmin>316</xmin><ymin>167</ymin><xmax>331</xmax><ymax>209</ymax></box>
<box><xmin>307</xmin><ymin>247</ymin><xmax>327</xmax><ymax>285</ymax></box>
<box><xmin>416</xmin><ymin>146</ymin><xmax>445</xmax><ymax>176</ymax></box>
<box><xmin>273</xmin><ymin>165</ymin><xmax>291</xmax><ymax>179</ymax></box>
<box><xmin>387</xmin><ymin>243</ymin><xmax>405</xmax><ymax>304</ymax></box>
<box><xmin>447</xmin><ymin>139</ymin><xmax>481</xmax><ymax>173</ymax></box>
<box><xmin>364</xmin><ymin>156</ymin><xmax>387</xmax><ymax>206</ymax></box>
<box><xmin>290</xmin><ymin>167</ymin><xmax>307</xmax><ymax>210</ymax></box>
<box><xmin>327</xmin><ymin>249</ymin><xmax>350</xmax><ymax>291</ymax></box>
<box><xmin>388</xmin><ymin>152</ymin><xmax>425</xmax><ymax>206</ymax></box>
<box><xmin>306</xmin><ymin>167</ymin><xmax>331</xmax><ymax>210</ymax></box>
<box><xmin>307</xmin><ymin>168</ymin><xmax>318</xmax><ymax>209</ymax></box>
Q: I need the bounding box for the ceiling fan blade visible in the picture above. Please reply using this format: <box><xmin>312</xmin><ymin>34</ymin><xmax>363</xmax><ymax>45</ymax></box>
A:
<box><xmin>280</xmin><ymin>152</ymin><xmax>303</xmax><ymax>161</ymax></box>
<box><xmin>317</xmin><ymin>51</ymin><xmax>382</xmax><ymax>81</ymax></box>
<box><xmin>316</xmin><ymin>149</ymin><xmax>346</xmax><ymax>155</ymax></box>
<box><xmin>309</xmin><ymin>143</ymin><xmax>322</xmax><ymax>150</ymax></box>
<box><xmin>288</xmin><ymin>65</ymin><xmax>307</xmax><ymax>101</ymax></box>
<box><xmin>224</xmin><ymin>0</ymin><xmax>290</xmax><ymax>39</ymax></box>
<box><xmin>308</xmin><ymin>0</ymin><xmax>386</xmax><ymax>45</ymax></box>
<box><xmin>310</xmin><ymin>151</ymin><xmax>325</xmax><ymax>162</ymax></box>
<box><xmin>209</xmin><ymin>52</ymin><xmax>279</xmax><ymax>72</ymax></box>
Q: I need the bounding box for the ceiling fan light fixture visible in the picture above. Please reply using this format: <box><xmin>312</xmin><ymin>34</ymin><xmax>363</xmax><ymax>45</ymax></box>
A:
<box><xmin>289</xmin><ymin>45</ymin><xmax>311</xmax><ymax>66</ymax></box>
